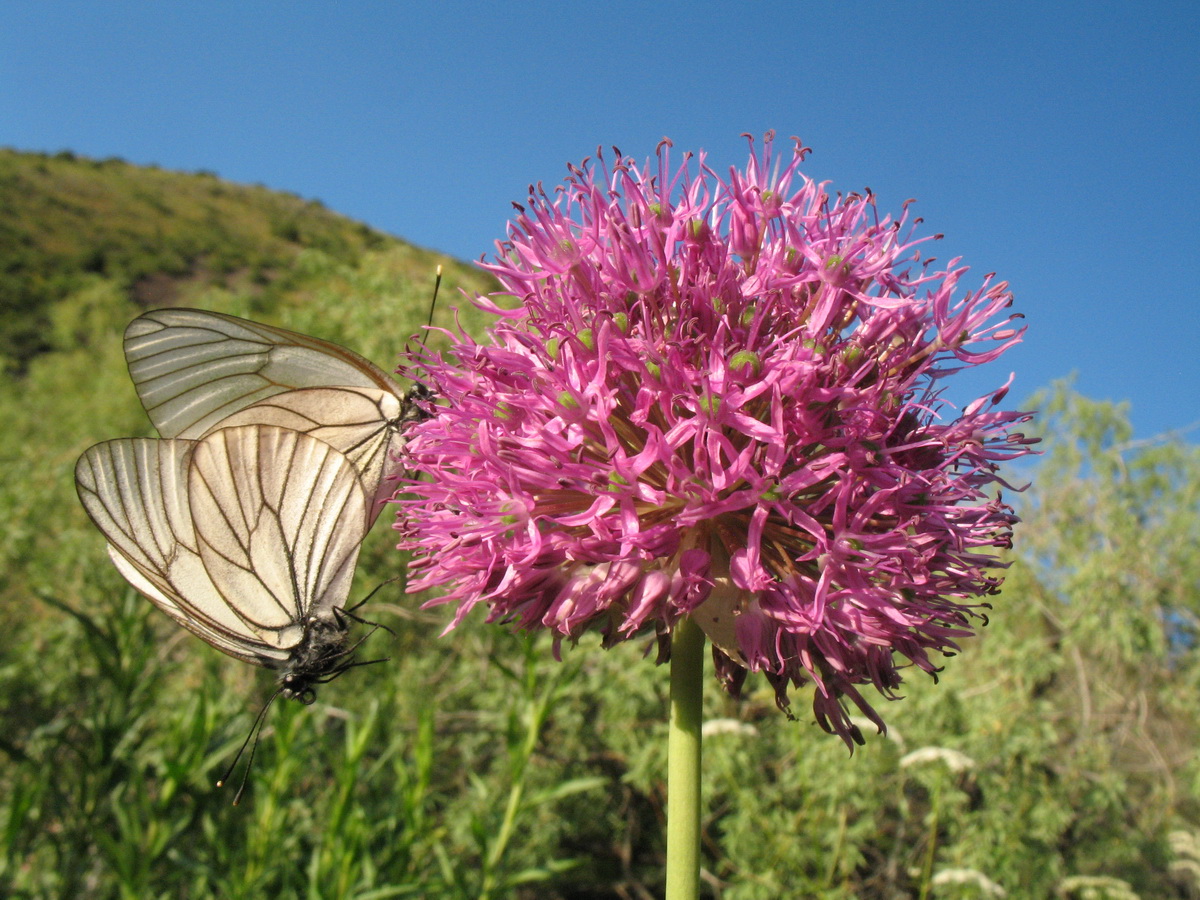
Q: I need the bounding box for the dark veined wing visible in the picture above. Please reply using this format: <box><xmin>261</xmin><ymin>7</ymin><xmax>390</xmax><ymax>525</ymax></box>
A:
<box><xmin>74</xmin><ymin>425</ymin><xmax>370</xmax><ymax>670</ymax></box>
<box><xmin>200</xmin><ymin>386</ymin><xmax>405</xmax><ymax>527</ymax></box>
<box><xmin>75</xmin><ymin>435</ymin><xmax>283</xmax><ymax>665</ymax></box>
<box><xmin>189</xmin><ymin>425</ymin><xmax>368</xmax><ymax>635</ymax></box>
<box><xmin>124</xmin><ymin>308</ymin><xmax>403</xmax><ymax>439</ymax></box>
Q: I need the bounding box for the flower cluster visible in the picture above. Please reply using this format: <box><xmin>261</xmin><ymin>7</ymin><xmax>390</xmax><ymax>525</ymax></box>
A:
<box><xmin>395</xmin><ymin>135</ymin><xmax>1036</xmax><ymax>744</ymax></box>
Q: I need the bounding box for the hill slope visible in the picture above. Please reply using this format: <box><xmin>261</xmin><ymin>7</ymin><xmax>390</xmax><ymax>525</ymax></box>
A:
<box><xmin>0</xmin><ymin>147</ymin><xmax>494</xmax><ymax>373</ymax></box>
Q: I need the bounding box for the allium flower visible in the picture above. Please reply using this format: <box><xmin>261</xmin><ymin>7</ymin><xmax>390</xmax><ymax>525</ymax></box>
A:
<box><xmin>395</xmin><ymin>134</ymin><xmax>1036</xmax><ymax>745</ymax></box>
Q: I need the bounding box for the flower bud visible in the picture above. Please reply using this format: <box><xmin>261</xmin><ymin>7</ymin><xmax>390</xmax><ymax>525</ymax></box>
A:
<box><xmin>730</xmin><ymin>350</ymin><xmax>761</xmax><ymax>378</ymax></box>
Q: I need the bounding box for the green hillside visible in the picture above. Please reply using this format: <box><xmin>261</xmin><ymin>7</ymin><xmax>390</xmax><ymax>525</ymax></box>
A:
<box><xmin>0</xmin><ymin>147</ymin><xmax>496</xmax><ymax>373</ymax></box>
<box><xmin>2</xmin><ymin>152</ymin><xmax>1198</xmax><ymax>899</ymax></box>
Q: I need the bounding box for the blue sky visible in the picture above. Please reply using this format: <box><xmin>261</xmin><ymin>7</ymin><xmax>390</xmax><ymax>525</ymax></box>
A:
<box><xmin>3</xmin><ymin>1</ymin><xmax>1197</xmax><ymax>439</ymax></box>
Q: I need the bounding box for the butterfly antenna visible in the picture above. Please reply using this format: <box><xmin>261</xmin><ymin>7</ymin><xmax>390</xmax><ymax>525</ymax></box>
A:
<box><xmin>408</xmin><ymin>264</ymin><xmax>443</xmax><ymax>358</ymax></box>
<box><xmin>217</xmin><ymin>687</ymin><xmax>281</xmax><ymax>805</ymax></box>
<box><xmin>421</xmin><ymin>264</ymin><xmax>442</xmax><ymax>351</ymax></box>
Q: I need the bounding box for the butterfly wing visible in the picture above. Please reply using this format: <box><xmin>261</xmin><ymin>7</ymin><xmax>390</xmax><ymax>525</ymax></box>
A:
<box><xmin>75</xmin><ymin>436</ymin><xmax>294</xmax><ymax>666</ymax></box>
<box><xmin>188</xmin><ymin>424</ymin><xmax>369</xmax><ymax>636</ymax></box>
<box><xmin>75</xmin><ymin>425</ymin><xmax>370</xmax><ymax>668</ymax></box>
<box><xmin>204</xmin><ymin>387</ymin><xmax>405</xmax><ymax>525</ymax></box>
<box><xmin>124</xmin><ymin>308</ymin><xmax>403</xmax><ymax>439</ymax></box>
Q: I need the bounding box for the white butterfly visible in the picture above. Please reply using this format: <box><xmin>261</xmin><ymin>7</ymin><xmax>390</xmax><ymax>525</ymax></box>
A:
<box><xmin>77</xmin><ymin>308</ymin><xmax>436</xmax><ymax>695</ymax></box>
<box><xmin>123</xmin><ymin>307</ymin><xmax>432</xmax><ymax>524</ymax></box>
<box><xmin>75</xmin><ymin>424</ymin><xmax>371</xmax><ymax>703</ymax></box>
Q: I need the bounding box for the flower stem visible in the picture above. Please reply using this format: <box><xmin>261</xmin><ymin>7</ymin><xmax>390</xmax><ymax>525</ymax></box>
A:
<box><xmin>666</xmin><ymin>615</ymin><xmax>705</xmax><ymax>900</ymax></box>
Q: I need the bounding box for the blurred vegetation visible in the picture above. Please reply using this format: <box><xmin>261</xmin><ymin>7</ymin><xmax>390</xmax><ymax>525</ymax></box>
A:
<box><xmin>2</xmin><ymin>152</ymin><xmax>1199</xmax><ymax>899</ymax></box>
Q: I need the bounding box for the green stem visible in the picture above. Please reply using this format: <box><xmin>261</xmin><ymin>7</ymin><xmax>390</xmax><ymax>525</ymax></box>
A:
<box><xmin>666</xmin><ymin>615</ymin><xmax>705</xmax><ymax>900</ymax></box>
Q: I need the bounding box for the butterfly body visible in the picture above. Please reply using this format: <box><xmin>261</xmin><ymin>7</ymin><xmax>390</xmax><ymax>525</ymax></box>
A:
<box><xmin>277</xmin><ymin>614</ymin><xmax>355</xmax><ymax>704</ymax></box>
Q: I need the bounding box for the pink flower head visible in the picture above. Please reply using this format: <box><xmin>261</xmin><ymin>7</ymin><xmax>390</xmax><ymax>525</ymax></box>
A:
<box><xmin>395</xmin><ymin>134</ymin><xmax>1037</xmax><ymax>746</ymax></box>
